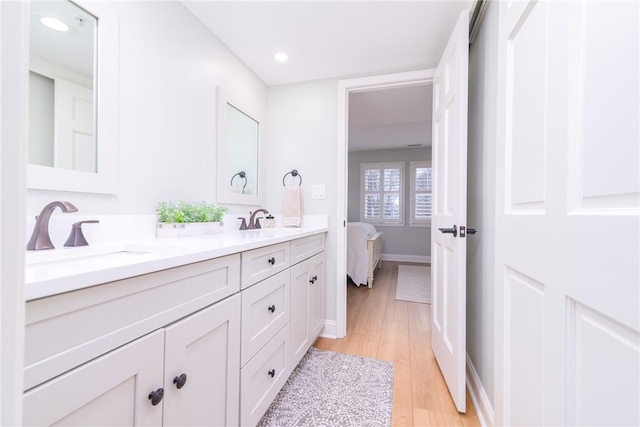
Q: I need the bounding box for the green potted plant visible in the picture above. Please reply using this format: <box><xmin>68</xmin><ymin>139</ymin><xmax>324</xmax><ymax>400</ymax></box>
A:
<box><xmin>156</xmin><ymin>201</ymin><xmax>229</xmax><ymax>237</ymax></box>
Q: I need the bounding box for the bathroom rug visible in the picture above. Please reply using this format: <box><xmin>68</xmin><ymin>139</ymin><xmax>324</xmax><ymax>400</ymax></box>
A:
<box><xmin>258</xmin><ymin>347</ymin><xmax>393</xmax><ymax>427</ymax></box>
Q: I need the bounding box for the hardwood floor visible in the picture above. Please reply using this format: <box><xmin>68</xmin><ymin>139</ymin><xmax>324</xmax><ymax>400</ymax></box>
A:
<box><xmin>314</xmin><ymin>261</ymin><xmax>480</xmax><ymax>427</ymax></box>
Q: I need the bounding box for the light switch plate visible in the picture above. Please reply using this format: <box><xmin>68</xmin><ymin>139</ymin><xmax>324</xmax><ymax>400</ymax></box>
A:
<box><xmin>312</xmin><ymin>184</ymin><xmax>326</xmax><ymax>199</ymax></box>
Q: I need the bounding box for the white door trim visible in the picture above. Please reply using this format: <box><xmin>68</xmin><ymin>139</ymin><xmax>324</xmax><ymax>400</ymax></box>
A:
<box><xmin>0</xmin><ymin>1</ymin><xmax>28</xmax><ymax>424</ymax></box>
<box><xmin>335</xmin><ymin>69</ymin><xmax>434</xmax><ymax>338</ymax></box>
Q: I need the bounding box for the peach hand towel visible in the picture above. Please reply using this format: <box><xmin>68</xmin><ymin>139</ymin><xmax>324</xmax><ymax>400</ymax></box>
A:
<box><xmin>283</xmin><ymin>186</ymin><xmax>303</xmax><ymax>227</ymax></box>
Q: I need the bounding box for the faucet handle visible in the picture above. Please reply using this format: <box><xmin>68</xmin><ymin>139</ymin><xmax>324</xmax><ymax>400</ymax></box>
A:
<box><xmin>238</xmin><ymin>217</ymin><xmax>248</xmax><ymax>231</ymax></box>
<box><xmin>64</xmin><ymin>220</ymin><xmax>99</xmax><ymax>247</ymax></box>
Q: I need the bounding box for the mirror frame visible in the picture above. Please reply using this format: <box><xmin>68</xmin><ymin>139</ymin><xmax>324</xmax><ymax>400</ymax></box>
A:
<box><xmin>216</xmin><ymin>87</ymin><xmax>265</xmax><ymax>206</ymax></box>
<box><xmin>27</xmin><ymin>1</ymin><xmax>119</xmax><ymax>194</ymax></box>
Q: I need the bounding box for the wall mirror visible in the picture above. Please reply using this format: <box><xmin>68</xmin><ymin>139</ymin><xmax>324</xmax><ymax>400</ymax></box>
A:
<box><xmin>217</xmin><ymin>87</ymin><xmax>264</xmax><ymax>205</ymax></box>
<box><xmin>27</xmin><ymin>0</ymin><xmax>119</xmax><ymax>194</ymax></box>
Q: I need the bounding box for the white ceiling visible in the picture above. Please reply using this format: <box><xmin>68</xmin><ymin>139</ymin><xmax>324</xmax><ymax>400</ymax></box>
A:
<box><xmin>182</xmin><ymin>1</ymin><xmax>470</xmax><ymax>86</ymax></box>
<box><xmin>183</xmin><ymin>1</ymin><xmax>467</xmax><ymax>153</ymax></box>
<box><xmin>348</xmin><ymin>84</ymin><xmax>432</xmax><ymax>152</ymax></box>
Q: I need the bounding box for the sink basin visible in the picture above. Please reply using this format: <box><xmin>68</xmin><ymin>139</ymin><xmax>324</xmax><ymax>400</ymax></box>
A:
<box><xmin>257</xmin><ymin>228</ymin><xmax>306</xmax><ymax>235</ymax></box>
<box><xmin>25</xmin><ymin>244</ymin><xmax>168</xmax><ymax>267</ymax></box>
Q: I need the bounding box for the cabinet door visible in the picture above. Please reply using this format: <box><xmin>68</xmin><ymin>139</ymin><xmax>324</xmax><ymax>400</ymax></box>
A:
<box><xmin>308</xmin><ymin>252</ymin><xmax>325</xmax><ymax>340</ymax></box>
<box><xmin>23</xmin><ymin>330</ymin><xmax>165</xmax><ymax>426</ymax></box>
<box><xmin>290</xmin><ymin>259</ymin><xmax>311</xmax><ymax>368</ymax></box>
<box><xmin>163</xmin><ymin>294</ymin><xmax>241</xmax><ymax>427</ymax></box>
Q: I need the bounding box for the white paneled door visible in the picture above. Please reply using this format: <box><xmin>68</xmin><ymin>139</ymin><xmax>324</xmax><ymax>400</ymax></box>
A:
<box><xmin>54</xmin><ymin>78</ymin><xmax>95</xmax><ymax>172</ymax></box>
<box><xmin>431</xmin><ymin>10</ymin><xmax>469</xmax><ymax>413</ymax></box>
<box><xmin>495</xmin><ymin>1</ymin><xmax>640</xmax><ymax>425</ymax></box>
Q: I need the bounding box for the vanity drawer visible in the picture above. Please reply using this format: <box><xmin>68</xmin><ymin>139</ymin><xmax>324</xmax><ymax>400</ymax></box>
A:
<box><xmin>290</xmin><ymin>233</ymin><xmax>325</xmax><ymax>265</ymax></box>
<box><xmin>241</xmin><ymin>270</ymin><xmax>290</xmax><ymax>366</ymax></box>
<box><xmin>240</xmin><ymin>324</ymin><xmax>290</xmax><ymax>427</ymax></box>
<box><xmin>24</xmin><ymin>254</ymin><xmax>240</xmax><ymax>391</ymax></box>
<box><xmin>241</xmin><ymin>242</ymin><xmax>290</xmax><ymax>289</ymax></box>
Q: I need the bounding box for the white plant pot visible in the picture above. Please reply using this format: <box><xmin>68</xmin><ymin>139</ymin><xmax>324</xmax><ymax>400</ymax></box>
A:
<box><xmin>156</xmin><ymin>222</ymin><xmax>223</xmax><ymax>238</ymax></box>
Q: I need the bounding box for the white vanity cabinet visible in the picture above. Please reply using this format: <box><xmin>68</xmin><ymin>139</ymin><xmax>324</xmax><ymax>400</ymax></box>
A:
<box><xmin>22</xmin><ymin>231</ymin><xmax>327</xmax><ymax>427</ymax></box>
<box><xmin>239</xmin><ymin>244</ymin><xmax>292</xmax><ymax>427</ymax></box>
<box><xmin>23</xmin><ymin>330</ymin><xmax>166</xmax><ymax>426</ymax></box>
<box><xmin>23</xmin><ymin>295</ymin><xmax>241</xmax><ymax>427</ymax></box>
<box><xmin>239</xmin><ymin>234</ymin><xmax>325</xmax><ymax>426</ymax></box>
<box><xmin>23</xmin><ymin>255</ymin><xmax>241</xmax><ymax>427</ymax></box>
<box><xmin>290</xmin><ymin>252</ymin><xmax>325</xmax><ymax>367</ymax></box>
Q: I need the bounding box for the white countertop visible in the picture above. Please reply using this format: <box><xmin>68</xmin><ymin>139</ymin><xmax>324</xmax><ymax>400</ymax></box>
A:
<box><xmin>25</xmin><ymin>226</ymin><xmax>328</xmax><ymax>301</ymax></box>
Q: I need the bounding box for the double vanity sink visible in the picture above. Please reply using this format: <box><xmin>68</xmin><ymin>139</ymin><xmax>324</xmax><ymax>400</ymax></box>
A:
<box><xmin>22</xmin><ymin>225</ymin><xmax>328</xmax><ymax>426</ymax></box>
<box><xmin>24</xmin><ymin>227</ymin><xmax>317</xmax><ymax>300</ymax></box>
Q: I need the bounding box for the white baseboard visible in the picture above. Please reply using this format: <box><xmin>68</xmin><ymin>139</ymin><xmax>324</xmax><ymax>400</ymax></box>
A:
<box><xmin>381</xmin><ymin>253</ymin><xmax>431</xmax><ymax>264</ymax></box>
<box><xmin>319</xmin><ymin>320</ymin><xmax>337</xmax><ymax>339</ymax></box>
<box><xmin>466</xmin><ymin>353</ymin><xmax>494</xmax><ymax>427</ymax></box>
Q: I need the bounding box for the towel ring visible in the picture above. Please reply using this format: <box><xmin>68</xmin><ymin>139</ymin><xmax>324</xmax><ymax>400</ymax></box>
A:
<box><xmin>282</xmin><ymin>169</ymin><xmax>302</xmax><ymax>186</ymax></box>
<box><xmin>230</xmin><ymin>171</ymin><xmax>247</xmax><ymax>189</ymax></box>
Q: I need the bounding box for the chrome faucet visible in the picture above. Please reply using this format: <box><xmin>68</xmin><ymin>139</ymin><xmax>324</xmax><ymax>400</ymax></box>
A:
<box><xmin>248</xmin><ymin>209</ymin><xmax>269</xmax><ymax>229</ymax></box>
<box><xmin>27</xmin><ymin>201</ymin><xmax>78</xmax><ymax>250</ymax></box>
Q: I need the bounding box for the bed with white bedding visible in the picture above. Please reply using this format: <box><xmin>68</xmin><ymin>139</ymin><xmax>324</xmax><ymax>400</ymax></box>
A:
<box><xmin>347</xmin><ymin>222</ymin><xmax>383</xmax><ymax>288</ymax></box>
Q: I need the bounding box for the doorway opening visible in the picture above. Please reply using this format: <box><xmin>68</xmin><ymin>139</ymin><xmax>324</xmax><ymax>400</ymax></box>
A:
<box><xmin>336</xmin><ymin>69</ymin><xmax>434</xmax><ymax>338</ymax></box>
<box><xmin>344</xmin><ymin>83</ymin><xmax>434</xmax><ymax>327</ymax></box>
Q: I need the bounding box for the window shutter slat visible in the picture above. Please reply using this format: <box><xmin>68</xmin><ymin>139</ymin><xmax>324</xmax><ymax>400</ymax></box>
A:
<box><xmin>415</xmin><ymin>167</ymin><xmax>432</xmax><ymax>191</ymax></box>
<box><xmin>364</xmin><ymin>169</ymin><xmax>380</xmax><ymax>192</ymax></box>
<box><xmin>383</xmin><ymin>168</ymin><xmax>401</xmax><ymax>191</ymax></box>
<box><xmin>364</xmin><ymin>194</ymin><xmax>380</xmax><ymax>219</ymax></box>
<box><xmin>383</xmin><ymin>194</ymin><xmax>400</xmax><ymax>219</ymax></box>
<box><xmin>415</xmin><ymin>194</ymin><xmax>432</xmax><ymax>220</ymax></box>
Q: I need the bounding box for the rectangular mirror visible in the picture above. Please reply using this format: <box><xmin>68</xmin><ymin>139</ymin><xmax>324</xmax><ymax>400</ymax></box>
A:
<box><xmin>29</xmin><ymin>0</ymin><xmax>96</xmax><ymax>172</ymax></box>
<box><xmin>27</xmin><ymin>0</ymin><xmax>119</xmax><ymax>194</ymax></box>
<box><xmin>217</xmin><ymin>87</ymin><xmax>264</xmax><ymax>205</ymax></box>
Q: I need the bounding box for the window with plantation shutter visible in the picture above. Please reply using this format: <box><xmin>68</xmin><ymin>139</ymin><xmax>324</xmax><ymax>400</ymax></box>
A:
<box><xmin>360</xmin><ymin>162</ymin><xmax>404</xmax><ymax>225</ymax></box>
<box><xmin>410</xmin><ymin>161</ymin><xmax>432</xmax><ymax>226</ymax></box>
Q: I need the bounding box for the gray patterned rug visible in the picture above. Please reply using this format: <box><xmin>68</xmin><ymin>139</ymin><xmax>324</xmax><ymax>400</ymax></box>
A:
<box><xmin>395</xmin><ymin>265</ymin><xmax>431</xmax><ymax>304</ymax></box>
<box><xmin>258</xmin><ymin>347</ymin><xmax>394</xmax><ymax>427</ymax></box>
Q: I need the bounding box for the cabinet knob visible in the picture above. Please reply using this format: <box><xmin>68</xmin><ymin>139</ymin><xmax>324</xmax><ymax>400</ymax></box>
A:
<box><xmin>268</xmin><ymin>305</ymin><xmax>276</xmax><ymax>313</ymax></box>
<box><xmin>173</xmin><ymin>373</ymin><xmax>187</xmax><ymax>390</ymax></box>
<box><xmin>268</xmin><ymin>369</ymin><xmax>276</xmax><ymax>378</ymax></box>
<box><xmin>268</xmin><ymin>257</ymin><xmax>276</xmax><ymax>265</ymax></box>
<box><xmin>148</xmin><ymin>388</ymin><xmax>164</xmax><ymax>406</ymax></box>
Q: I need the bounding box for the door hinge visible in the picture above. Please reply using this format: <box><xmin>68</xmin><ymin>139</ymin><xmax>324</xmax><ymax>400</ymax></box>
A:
<box><xmin>344</xmin><ymin>220</ymin><xmax>346</xmax><ymax>227</ymax></box>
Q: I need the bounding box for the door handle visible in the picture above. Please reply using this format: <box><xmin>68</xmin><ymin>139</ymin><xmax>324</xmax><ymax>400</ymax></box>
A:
<box><xmin>438</xmin><ymin>225</ymin><xmax>457</xmax><ymax>237</ymax></box>
<box><xmin>459</xmin><ymin>226</ymin><xmax>478</xmax><ymax>238</ymax></box>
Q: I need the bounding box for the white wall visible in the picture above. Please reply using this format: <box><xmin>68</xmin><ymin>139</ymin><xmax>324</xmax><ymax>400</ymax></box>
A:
<box><xmin>26</xmin><ymin>1</ymin><xmax>268</xmax><ymax>217</ymax></box>
<box><xmin>266</xmin><ymin>79</ymin><xmax>339</xmax><ymax>320</ymax></box>
<box><xmin>467</xmin><ymin>0</ymin><xmax>498</xmax><ymax>415</ymax></box>
<box><xmin>348</xmin><ymin>147</ymin><xmax>431</xmax><ymax>258</ymax></box>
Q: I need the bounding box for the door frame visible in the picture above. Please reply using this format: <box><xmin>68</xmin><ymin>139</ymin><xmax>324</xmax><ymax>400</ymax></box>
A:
<box><xmin>335</xmin><ymin>69</ymin><xmax>434</xmax><ymax>338</ymax></box>
<box><xmin>0</xmin><ymin>1</ymin><xmax>28</xmax><ymax>424</ymax></box>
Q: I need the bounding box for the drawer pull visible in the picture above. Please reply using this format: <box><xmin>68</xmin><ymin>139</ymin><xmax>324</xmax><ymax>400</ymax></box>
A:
<box><xmin>268</xmin><ymin>257</ymin><xmax>276</xmax><ymax>265</ymax></box>
<box><xmin>173</xmin><ymin>373</ymin><xmax>187</xmax><ymax>390</ymax></box>
<box><xmin>148</xmin><ymin>388</ymin><xmax>164</xmax><ymax>406</ymax></box>
<box><xmin>310</xmin><ymin>275</ymin><xmax>318</xmax><ymax>284</ymax></box>
<box><xmin>268</xmin><ymin>305</ymin><xmax>276</xmax><ymax>313</ymax></box>
<box><xmin>268</xmin><ymin>369</ymin><xmax>276</xmax><ymax>378</ymax></box>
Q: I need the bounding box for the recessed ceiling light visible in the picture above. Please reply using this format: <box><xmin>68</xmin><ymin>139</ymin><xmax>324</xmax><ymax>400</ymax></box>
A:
<box><xmin>274</xmin><ymin>52</ymin><xmax>289</xmax><ymax>62</ymax></box>
<box><xmin>40</xmin><ymin>16</ymin><xmax>69</xmax><ymax>32</ymax></box>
